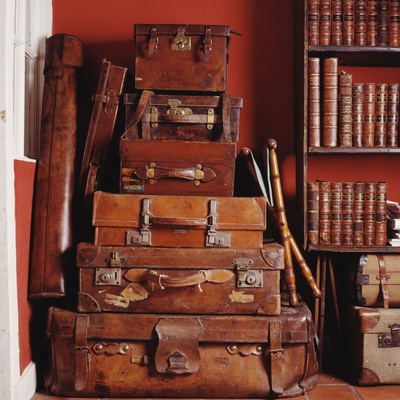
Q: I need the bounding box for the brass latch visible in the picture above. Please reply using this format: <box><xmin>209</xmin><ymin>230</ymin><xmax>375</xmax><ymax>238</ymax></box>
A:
<box><xmin>166</xmin><ymin>99</ymin><xmax>192</xmax><ymax>116</ymax></box>
<box><xmin>207</xmin><ymin>109</ymin><xmax>214</xmax><ymax>130</ymax></box>
<box><xmin>378</xmin><ymin>323</ymin><xmax>400</xmax><ymax>348</ymax></box>
<box><xmin>171</xmin><ymin>27</ymin><xmax>191</xmax><ymax>50</ymax></box>
<box><xmin>234</xmin><ymin>258</ymin><xmax>263</xmax><ymax>288</ymax></box>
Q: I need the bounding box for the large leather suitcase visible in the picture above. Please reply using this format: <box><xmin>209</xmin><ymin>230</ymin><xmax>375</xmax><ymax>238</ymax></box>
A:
<box><xmin>44</xmin><ymin>302</ymin><xmax>319</xmax><ymax>398</ymax></box>
<box><xmin>345</xmin><ymin>305</ymin><xmax>400</xmax><ymax>385</ymax></box>
<box><xmin>120</xmin><ymin>139</ymin><xmax>236</xmax><ymax>196</ymax></box>
<box><xmin>92</xmin><ymin>191</ymin><xmax>267</xmax><ymax>248</ymax></box>
<box><xmin>344</xmin><ymin>254</ymin><xmax>400</xmax><ymax>308</ymax></box>
<box><xmin>76</xmin><ymin>240</ymin><xmax>284</xmax><ymax>315</ymax></box>
<box><xmin>134</xmin><ymin>24</ymin><xmax>231</xmax><ymax>92</ymax></box>
<box><xmin>123</xmin><ymin>92</ymin><xmax>243</xmax><ymax>142</ymax></box>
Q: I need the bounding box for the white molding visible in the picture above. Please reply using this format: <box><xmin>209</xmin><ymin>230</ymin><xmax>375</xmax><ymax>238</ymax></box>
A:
<box><xmin>15</xmin><ymin>362</ymin><xmax>37</xmax><ymax>400</ymax></box>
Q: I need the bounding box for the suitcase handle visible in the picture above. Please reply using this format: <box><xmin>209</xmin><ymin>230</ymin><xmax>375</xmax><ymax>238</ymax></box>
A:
<box><xmin>147</xmin><ymin>269</ymin><xmax>234</xmax><ymax>289</ymax></box>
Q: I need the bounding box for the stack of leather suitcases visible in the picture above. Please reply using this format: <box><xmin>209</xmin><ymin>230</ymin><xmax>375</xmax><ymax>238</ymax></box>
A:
<box><xmin>43</xmin><ymin>25</ymin><xmax>319</xmax><ymax>398</ymax></box>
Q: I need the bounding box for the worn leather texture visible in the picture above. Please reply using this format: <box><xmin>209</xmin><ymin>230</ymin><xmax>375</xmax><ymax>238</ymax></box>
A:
<box><xmin>44</xmin><ymin>301</ymin><xmax>319</xmax><ymax>397</ymax></box>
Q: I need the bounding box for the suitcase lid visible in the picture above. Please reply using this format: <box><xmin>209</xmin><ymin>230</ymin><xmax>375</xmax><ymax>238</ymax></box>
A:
<box><xmin>134</xmin><ymin>24</ymin><xmax>231</xmax><ymax>38</ymax></box>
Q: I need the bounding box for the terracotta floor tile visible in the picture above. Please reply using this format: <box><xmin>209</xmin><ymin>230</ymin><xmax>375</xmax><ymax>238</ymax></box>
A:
<box><xmin>307</xmin><ymin>385</ymin><xmax>361</xmax><ymax>400</ymax></box>
<box><xmin>353</xmin><ymin>385</ymin><xmax>400</xmax><ymax>400</ymax></box>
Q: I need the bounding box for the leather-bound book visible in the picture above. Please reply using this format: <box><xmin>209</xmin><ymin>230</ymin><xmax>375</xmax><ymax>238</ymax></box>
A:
<box><xmin>320</xmin><ymin>0</ymin><xmax>332</xmax><ymax>45</ymax></box>
<box><xmin>319</xmin><ymin>181</ymin><xmax>331</xmax><ymax>245</ymax></box>
<box><xmin>367</xmin><ymin>0</ymin><xmax>379</xmax><ymax>45</ymax></box>
<box><xmin>323</xmin><ymin>58</ymin><xmax>339</xmax><ymax>147</ymax></box>
<box><xmin>352</xmin><ymin>82</ymin><xmax>364</xmax><ymax>146</ymax></box>
<box><xmin>363</xmin><ymin>82</ymin><xmax>376</xmax><ymax>147</ymax></box>
<box><xmin>341</xmin><ymin>181</ymin><xmax>355</xmax><ymax>245</ymax></box>
<box><xmin>355</xmin><ymin>0</ymin><xmax>368</xmax><ymax>45</ymax></box>
<box><xmin>330</xmin><ymin>181</ymin><xmax>343</xmax><ymax>245</ymax></box>
<box><xmin>332</xmin><ymin>0</ymin><xmax>344</xmax><ymax>45</ymax></box>
<box><xmin>344</xmin><ymin>0</ymin><xmax>356</xmax><ymax>45</ymax></box>
<box><xmin>307</xmin><ymin>181</ymin><xmax>320</xmax><ymax>246</ymax></box>
<box><xmin>378</xmin><ymin>0</ymin><xmax>389</xmax><ymax>46</ymax></box>
<box><xmin>364</xmin><ymin>181</ymin><xmax>377</xmax><ymax>245</ymax></box>
<box><xmin>308</xmin><ymin>0</ymin><xmax>320</xmax><ymax>45</ymax></box>
<box><xmin>339</xmin><ymin>70</ymin><xmax>353</xmax><ymax>147</ymax></box>
<box><xmin>389</xmin><ymin>0</ymin><xmax>400</xmax><ymax>46</ymax></box>
<box><xmin>374</xmin><ymin>83</ymin><xmax>388</xmax><ymax>146</ymax></box>
<box><xmin>353</xmin><ymin>181</ymin><xmax>365</xmax><ymax>245</ymax></box>
<box><xmin>386</xmin><ymin>82</ymin><xmax>399</xmax><ymax>146</ymax></box>
<box><xmin>375</xmin><ymin>181</ymin><xmax>388</xmax><ymax>245</ymax></box>
<box><xmin>309</xmin><ymin>58</ymin><xmax>321</xmax><ymax>147</ymax></box>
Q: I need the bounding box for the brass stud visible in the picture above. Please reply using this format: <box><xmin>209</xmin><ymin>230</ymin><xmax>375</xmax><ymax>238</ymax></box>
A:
<box><xmin>230</xmin><ymin>345</ymin><xmax>238</xmax><ymax>352</ymax></box>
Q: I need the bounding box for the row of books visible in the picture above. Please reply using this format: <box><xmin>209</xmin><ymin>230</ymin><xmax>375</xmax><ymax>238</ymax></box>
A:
<box><xmin>309</xmin><ymin>57</ymin><xmax>399</xmax><ymax>147</ymax></box>
<box><xmin>308</xmin><ymin>0</ymin><xmax>400</xmax><ymax>47</ymax></box>
<box><xmin>307</xmin><ymin>180</ymin><xmax>388</xmax><ymax>246</ymax></box>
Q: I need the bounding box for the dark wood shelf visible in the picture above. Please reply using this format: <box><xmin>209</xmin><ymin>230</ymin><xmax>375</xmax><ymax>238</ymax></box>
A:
<box><xmin>307</xmin><ymin>244</ymin><xmax>400</xmax><ymax>253</ymax></box>
<box><xmin>308</xmin><ymin>147</ymin><xmax>400</xmax><ymax>154</ymax></box>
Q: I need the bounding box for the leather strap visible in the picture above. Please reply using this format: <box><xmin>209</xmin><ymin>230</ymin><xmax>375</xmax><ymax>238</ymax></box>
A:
<box><xmin>269</xmin><ymin>320</ymin><xmax>284</xmax><ymax>394</ymax></box>
<box><xmin>377</xmin><ymin>255</ymin><xmax>390</xmax><ymax>309</ymax></box>
<box><xmin>203</xmin><ymin>26</ymin><xmax>212</xmax><ymax>62</ymax></box>
<box><xmin>74</xmin><ymin>315</ymin><xmax>89</xmax><ymax>391</ymax></box>
<box><xmin>222</xmin><ymin>92</ymin><xmax>232</xmax><ymax>142</ymax></box>
<box><xmin>84</xmin><ymin>145</ymin><xmax>102</xmax><ymax>202</ymax></box>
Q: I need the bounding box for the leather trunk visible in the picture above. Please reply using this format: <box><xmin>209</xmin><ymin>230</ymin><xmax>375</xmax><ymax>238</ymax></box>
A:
<box><xmin>44</xmin><ymin>302</ymin><xmax>319</xmax><ymax>398</ymax></box>
<box><xmin>76</xmin><ymin>240</ymin><xmax>283</xmax><ymax>315</ymax></box>
<box><xmin>92</xmin><ymin>191</ymin><xmax>267</xmax><ymax>248</ymax></box>
<box><xmin>345</xmin><ymin>305</ymin><xmax>400</xmax><ymax>385</ymax></box>
<box><xmin>123</xmin><ymin>92</ymin><xmax>243</xmax><ymax>142</ymax></box>
<box><xmin>29</xmin><ymin>33</ymin><xmax>84</xmax><ymax>299</ymax></box>
<box><xmin>134</xmin><ymin>24</ymin><xmax>231</xmax><ymax>92</ymax></box>
<box><xmin>120</xmin><ymin>139</ymin><xmax>236</xmax><ymax>196</ymax></box>
<box><xmin>345</xmin><ymin>254</ymin><xmax>400</xmax><ymax>308</ymax></box>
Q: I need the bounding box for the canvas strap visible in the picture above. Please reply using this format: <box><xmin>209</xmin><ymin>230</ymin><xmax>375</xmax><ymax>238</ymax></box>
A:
<box><xmin>74</xmin><ymin>315</ymin><xmax>89</xmax><ymax>391</ymax></box>
<box><xmin>269</xmin><ymin>320</ymin><xmax>284</xmax><ymax>394</ymax></box>
<box><xmin>377</xmin><ymin>255</ymin><xmax>390</xmax><ymax>308</ymax></box>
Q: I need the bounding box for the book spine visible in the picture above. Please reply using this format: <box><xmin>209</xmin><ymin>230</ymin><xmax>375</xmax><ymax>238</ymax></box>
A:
<box><xmin>332</xmin><ymin>0</ymin><xmax>344</xmax><ymax>45</ymax></box>
<box><xmin>363</xmin><ymin>82</ymin><xmax>376</xmax><ymax>147</ymax></box>
<box><xmin>308</xmin><ymin>0</ymin><xmax>321</xmax><ymax>45</ymax></box>
<box><xmin>378</xmin><ymin>0</ymin><xmax>389</xmax><ymax>45</ymax></box>
<box><xmin>364</xmin><ymin>181</ymin><xmax>377</xmax><ymax>245</ymax></box>
<box><xmin>309</xmin><ymin>58</ymin><xmax>321</xmax><ymax>147</ymax></box>
<box><xmin>355</xmin><ymin>0</ymin><xmax>368</xmax><ymax>45</ymax></box>
<box><xmin>353</xmin><ymin>181</ymin><xmax>365</xmax><ymax>245</ymax></box>
<box><xmin>375</xmin><ymin>181</ymin><xmax>388</xmax><ymax>245</ymax></box>
<box><xmin>330</xmin><ymin>181</ymin><xmax>343</xmax><ymax>245</ymax></box>
<box><xmin>323</xmin><ymin>58</ymin><xmax>339</xmax><ymax>147</ymax></box>
<box><xmin>386</xmin><ymin>82</ymin><xmax>399</xmax><ymax>146</ymax></box>
<box><xmin>367</xmin><ymin>0</ymin><xmax>379</xmax><ymax>45</ymax></box>
<box><xmin>341</xmin><ymin>181</ymin><xmax>355</xmax><ymax>245</ymax></box>
<box><xmin>352</xmin><ymin>82</ymin><xmax>364</xmax><ymax>147</ymax></box>
<box><xmin>339</xmin><ymin>70</ymin><xmax>354</xmax><ymax>147</ymax></box>
<box><xmin>320</xmin><ymin>0</ymin><xmax>332</xmax><ymax>45</ymax></box>
<box><xmin>319</xmin><ymin>181</ymin><xmax>331</xmax><ymax>245</ymax></box>
<box><xmin>344</xmin><ymin>0</ymin><xmax>356</xmax><ymax>45</ymax></box>
<box><xmin>389</xmin><ymin>0</ymin><xmax>400</xmax><ymax>46</ymax></box>
<box><xmin>374</xmin><ymin>82</ymin><xmax>388</xmax><ymax>146</ymax></box>
<box><xmin>307</xmin><ymin>182</ymin><xmax>320</xmax><ymax>246</ymax></box>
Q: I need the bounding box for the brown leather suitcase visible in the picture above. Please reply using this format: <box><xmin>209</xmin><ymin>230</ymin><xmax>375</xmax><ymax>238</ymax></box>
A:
<box><xmin>92</xmin><ymin>191</ymin><xmax>267</xmax><ymax>248</ymax></box>
<box><xmin>120</xmin><ymin>139</ymin><xmax>236</xmax><ymax>196</ymax></box>
<box><xmin>134</xmin><ymin>24</ymin><xmax>232</xmax><ymax>92</ymax></box>
<box><xmin>123</xmin><ymin>92</ymin><xmax>243</xmax><ymax>142</ymax></box>
<box><xmin>29</xmin><ymin>33</ymin><xmax>84</xmax><ymax>299</ymax></box>
<box><xmin>44</xmin><ymin>301</ymin><xmax>319</xmax><ymax>398</ymax></box>
<box><xmin>345</xmin><ymin>305</ymin><xmax>400</xmax><ymax>385</ymax></box>
<box><xmin>76</xmin><ymin>240</ymin><xmax>283</xmax><ymax>315</ymax></box>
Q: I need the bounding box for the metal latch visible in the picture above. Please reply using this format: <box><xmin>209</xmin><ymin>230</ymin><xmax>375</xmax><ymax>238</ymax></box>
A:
<box><xmin>126</xmin><ymin>198</ymin><xmax>152</xmax><ymax>245</ymax></box>
<box><xmin>166</xmin><ymin>99</ymin><xmax>193</xmax><ymax>116</ymax></box>
<box><xmin>95</xmin><ymin>267</ymin><xmax>121</xmax><ymax>285</ymax></box>
<box><xmin>233</xmin><ymin>257</ymin><xmax>263</xmax><ymax>288</ymax></box>
<box><xmin>150</xmin><ymin>107</ymin><xmax>158</xmax><ymax>128</ymax></box>
<box><xmin>171</xmin><ymin>27</ymin><xmax>191</xmax><ymax>50</ymax></box>
<box><xmin>206</xmin><ymin>199</ymin><xmax>230</xmax><ymax>247</ymax></box>
<box><xmin>207</xmin><ymin>109</ymin><xmax>214</xmax><ymax>130</ymax></box>
<box><xmin>378</xmin><ymin>323</ymin><xmax>400</xmax><ymax>348</ymax></box>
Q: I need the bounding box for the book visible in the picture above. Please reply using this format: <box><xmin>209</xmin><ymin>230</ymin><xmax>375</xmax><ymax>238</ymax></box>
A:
<box><xmin>367</xmin><ymin>0</ymin><xmax>379</xmax><ymax>45</ymax></box>
<box><xmin>308</xmin><ymin>0</ymin><xmax>320</xmax><ymax>45</ymax></box>
<box><xmin>307</xmin><ymin>181</ymin><xmax>320</xmax><ymax>245</ymax></box>
<box><xmin>355</xmin><ymin>0</ymin><xmax>368</xmax><ymax>45</ymax></box>
<box><xmin>319</xmin><ymin>181</ymin><xmax>331</xmax><ymax>245</ymax></box>
<box><xmin>378</xmin><ymin>0</ymin><xmax>389</xmax><ymax>46</ymax></box>
<box><xmin>363</xmin><ymin>181</ymin><xmax>377</xmax><ymax>245</ymax></box>
<box><xmin>344</xmin><ymin>0</ymin><xmax>356</xmax><ymax>45</ymax></box>
<box><xmin>352</xmin><ymin>83</ymin><xmax>364</xmax><ymax>147</ymax></box>
<box><xmin>375</xmin><ymin>181</ymin><xmax>388</xmax><ymax>245</ymax></box>
<box><xmin>330</xmin><ymin>181</ymin><xmax>343</xmax><ymax>245</ymax></box>
<box><xmin>341</xmin><ymin>181</ymin><xmax>355</xmax><ymax>245</ymax></box>
<box><xmin>320</xmin><ymin>0</ymin><xmax>332</xmax><ymax>45</ymax></box>
<box><xmin>339</xmin><ymin>70</ymin><xmax>353</xmax><ymax>147</ymax></box>
<box><xmin>353</xmin><ymin>181</ymin><xmax>365</xmax><ymax>245</ymax></box>
<box><xmin>374</xmin><ymin>83</ymin><xmax>388</xmax><ymax>147</ymax></box>
<box><xmin>323</xmin><ymin>58</ymin><xmax>339</xmax><ymax>147</ymax></box>
<box><xmin>332</xmin><ymin>0</ymin><xmax>344</xmax><ymax>45</ymax></box>
<box><xmin>363</xmin><ymin>82</ymin><xmax>376</xmax><ymax>147</ymax></box>
<box><xmin>309</xmin><ymin>58</ymin><xmax>321</xmax><ymax>147</ymax></box>
<box><xmin>386</xmin><ymin>82</ymin><xmax>399</xmax><ymax>146</ymax></box>
<box><xmin>389</xmin><ymin>0</ymin><xmax>400</xmax><ymax>46</ymax></box>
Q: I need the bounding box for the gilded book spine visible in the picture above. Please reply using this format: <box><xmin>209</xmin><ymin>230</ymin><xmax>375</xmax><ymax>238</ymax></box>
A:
<box><xmin>339</xmin><ymin>71</ymin><xmax>353</xmax><ymax>147</ymax></box>
<box><xmin>319</xmin><ymin>181</ymin><xmax>331</xmax><ymax>245</ymax></box>
<box><xmin>363</xmin><ymin>181</ymin><xmax>376</xmax><ymax>245</ymax></box>
<box><xmin>386</xmin><ymin>82</ymin><xmax>399</xmax><ymax>146</ymax></box>
<box><xmin>355</xmin><ymin>0</ymin><xmax>368</xmax><ymax>45</ymax></box>
<box><xmin>323</xmin><ymin>58</ymin><xmax>339</xmax><ymax>147</ymax></box>
<box><xmin>309</xmin><ymin>58</ymin><xmax>321</xmax><ymax>147</ymax></box>
<box><xmin>352</xmin><ymin>83</ymin><xmax>364</xmax><ymax>147</ymax></box>
<box><xmin>363</xmin><ymin>82</ymin><xmax>376</xmax><ymax>147</ymax></box>
<box><xmin>332</xmin><ymin>0</ymin><xmax>344</xmax><ymax>45</ymax></box>
<box><xmin>308</xmin><ymin>0</ymin><xmax>320</xmax><ymax>45</ymax></box>
<box><xmin>389</xmin><ymin>0</ymin><xmax>400</xmax><ymax>46</ymax></box>
<box><xmin>344</xmin><ymin>0</ymin><xmax>356</xmax><ymax>45</ymax></box>
<box><xmin>307</xmin><ymin>182</ymin><xmax>320</xmax><ymax>246</ymax></box>
<box><xmin>341</xmin><ymin>182</ymin><xmax>355</xmax><ymax>245</ymax></box>
<box><xmin>367</xmin><ymin>0</ymin><xmax>379</xmax><ymax>45</ymax></box>
<box><xmin>320</xmin><ymin>0</ymin><xmax>332</xmax><ymax>45</ymax></box>
<box><xmin>330</xmin><ymin>181</ymin><xmax>343</xmax><ymax>245</ymax></box>
<box><xmin>353</xmin><ymin>181</ymin><xmax>365</xmax><ymax>245</ymax></box>
<box><xmin>375</xmin><ymin>181</ymin><xmax>387</xmax><ymax>245</ymax></box>
<box><xmin>378</xmin><ymin>0</ymin><xmax>389</xmax><ymax>45</ymax></box>
<box><xmin>374</xmin><ymin>82</ymin><xmax>388</xmax><ymax>147</ymax></box>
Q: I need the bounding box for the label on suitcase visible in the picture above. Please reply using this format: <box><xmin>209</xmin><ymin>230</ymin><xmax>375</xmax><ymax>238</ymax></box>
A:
<box><xmin>123</xmin><ymin>92</ymin><xmax>243</xmax><ymax>142</ymax></box>
<box><xmin>120</xmin><ymin>139</ymin><xmax>236</xmax><ymax>196</ymax></box>
<box><xmin>45</xmin><ymin>302</ymin><xmax>319</xmax><ymax>398</ymax></box>
<box><xmin>345</xmin><ymin>305</ymin><xmax>400</xmax><ymax>385</ymax></box>
<box><xmin>134</xmin><ymin>24</ymin><xmax>231</xmax><ymax>92</ymax></box>
<box><xmin>92</xmin><ymin>191</ymin><xmax>267</xmax><ymax>248</ymax></box>
<box><xmin>77</xmin><ymin>241</ymin><xmax>283</xmax><ymax>315</ymax></box>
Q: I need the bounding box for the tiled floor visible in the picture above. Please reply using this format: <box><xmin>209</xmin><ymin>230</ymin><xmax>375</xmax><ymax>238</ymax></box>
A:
<box><xmin>30</xmin><ymin>371</ymin><xmax>400</xmax><ymax>400</ymax></box>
